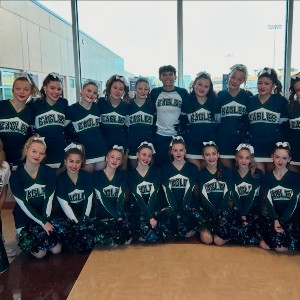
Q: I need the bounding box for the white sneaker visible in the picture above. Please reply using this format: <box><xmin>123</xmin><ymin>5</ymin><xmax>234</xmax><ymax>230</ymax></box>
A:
<box><xmin>3</xmin><ymin>239</ymin><xmax>17</xmax><ymax>257</ymax></box>
<box><xmin>124</xmin><ymin>237</ymin><xmax>133</xmax><ymax>245</ymax></box>
<box><xmin>185</xmin><ymin>230</ymin><xmax>196</xmax><ymax>238</ymax></box>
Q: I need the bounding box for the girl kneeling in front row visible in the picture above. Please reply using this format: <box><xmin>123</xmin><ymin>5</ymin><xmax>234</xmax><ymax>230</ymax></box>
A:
<box><xmin>198</xmin><ymin>141</ymin><xmax>235</xmax><ymax>246</ymax></box>
<box><xmin>94</xmin><ymin>146</ymin><xmax>132</xmax><ymax>246</ymax></box>
<box><xmin>10</xmin><ymin>135</ymin><xmax>61</xmax><ymax>258</ymax></box>
<box><xmin>259</xmin><ymin>142</ymin><xmax>300</xmax><ymax>252</ymax></box>
<box><xmin>161</xmin><ymin>136</ymin><xmax>201</xmax><ymax>238</ymax></box>
<box><xmin>56</xmin><ymin>143</ymin><xmax>95</xmax><ymax>252</ymax></box>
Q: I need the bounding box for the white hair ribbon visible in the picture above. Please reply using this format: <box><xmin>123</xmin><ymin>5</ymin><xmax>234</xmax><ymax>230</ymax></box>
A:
<box><xmin>170</xmin><ymin>136</ymin><xmax>184</xmax><ymax>146</ymax></box>
<box><xmin>115</xmin><ymin>75</ymin><xmax>129</xmax><ymax>87</ymax></box>
<box><xmin>49</xmin><ymin>72</ymin><xmax>60</xmax><ymax>79</ymax></box>
<box><xmin>203</xmin><ymin>141</ymin><xmax>217</xmax><ymax>147</ymax></box>
<box><xmin>276</xmin><ymin>142</ymin><xmax>290</xmax><ymax>148</ymax></box>
<box><xmin>64</xmin><ymin>143</ymin><xmax>82</xmax><ymax>152</ymax></box>
<box><xmin>259</xmin><ymin>68</ymin><xmax>272</xmax><ymax>76</ymax></box>
<box><xmin>112</xmin><ymin>145</ymin><xmax>124</xmax><ymax>152</ymax></box>
<box><xmin>33</xmin><ymin>137</ymin><xmax>46</xmax><ymax>147</ymax></box>
<box><xmin>16</xmin><ymin>72</ymin><xmax>32</xmax><ymax>85</ymax></box>
<box><xmin>138</xmin><ymin>141</ymin><xmax>156</xmax><ymax>154</ymax></box>
<box><xmin>291</xmin><ymin>73</ymin><xmax>300</xmax><ymax>80</ymax></box>
<box><xmin>236</xmin><ymin>143</ymin><xmax>254</xmax><ymax>154</ymax></box>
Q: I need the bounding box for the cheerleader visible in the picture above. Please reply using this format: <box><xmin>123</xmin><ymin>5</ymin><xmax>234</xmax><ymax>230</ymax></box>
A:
<box><xmin>0</xmin><ymin>138</ymin><xmax>16</xmax><ymax>257</ymax></box>
<box><xmin>183</xmin><ymin>71</ymin><xmax>219</xmax><ymax>170</ymax></box>
<box><xmin>217</xmin><ymin>64</ymin><xmax>252</xmax><ymax>170</ymax></box>
<box><xmin>94</xmin><ymin>146</ymin><xmax>132</xmax><ymax>246</ymax></box>
<box><xmin>247</xmin><ymin>67</ymin><xmax>288</xmax><ymax>174</ymax></box>
<box><xmin>161</xmin><ymin>136</ymin><xmax>200</xmax><ymax>238</ymax></box>
<box><xmin>9</xmin><ymin>135</ymin><xmax>61</xmax><ymax>258</ymax></box>
<box><xmin>259</xmin><ymin>142</ymin><xmax>300</xmax><ymax>252</ymax></box>
<box><xmin>233</xmin><ymin>143</ymin><xmax>263</xmax><ymax>244</ymax></box>
<box><xmin>128</xmin><ymin>78</ymin><xmax>155</xmax><ymax>169</ymax></box>
<box><xmin>0</xmin><ymin>73</ymin><xmax>39</xmax><ymax>170</ymax></box>
<box><xmin>56</xmin><ymin>143</ymin><xmax>95</xmax><ymax>252</ymax></box>
<box><xmin>97</xmin><ymin>75</ymin><xmax>130</xmax><ymax>170</ymax></box>
<box><xmin>66</xmin><ymin>80</ymin><xmax>108</xmax><ymax>173</ymax></box>
<box><xmin>198</xmin><ymin>141</ymin><xmax>234</xmax><ymax>245</ymax></box>
<box><xmin>128</xmin><ymin>142</ymin><xmax>162</xmax><ymax>242</ymax></box>
<box><xmin>27</xmin><ymin>73</ymin><xmax>68</xmax><ymax>174</ymax></box>
<box><xmin>285</xmin><ymin>72</ymin><xmax>300</xmax><ymax>172</ymax></box>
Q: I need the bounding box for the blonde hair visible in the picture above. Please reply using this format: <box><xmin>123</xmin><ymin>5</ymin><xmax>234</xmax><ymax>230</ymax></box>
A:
<box><xmin>13</xmin><ymin>75</ymin><xmax>40</xmax><ymax>98</ymax></box>
<box><xmin>21</xmin><ymin>134</ymin><xmax>47</xmax><ymax>161</ymax></box>
<box><xmin>0</xmin><ymin>138</ymin><xmax>6</xmax><ymax>168</ymax></box>
<box><xmin>235</xmin><ymin>147</ymin><xmax>258</xmax><ymax>178</ymax></box>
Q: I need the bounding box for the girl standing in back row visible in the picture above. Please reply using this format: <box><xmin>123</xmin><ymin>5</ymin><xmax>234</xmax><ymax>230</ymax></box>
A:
<box><xmin>0</xmin><ymin>73</ymin><xmax>38</xmax><ymax>170</ymax></box>
<box><xmin>217</xmin><ymin>64</ymin><xmax>252</xmax><ymax>170</ymax></box>
<box><xmin>28</xmin><ymin>73</ymin><xmax>68</xmax><ymax>174</ymax></box>
<box><xmin>247</xmin><ymin>67</ymin><xmax>288</xmax><ymax>174</ymax></box>
<box><xmin>66</xmin><ymin>80</ymin><xmax>108</xmax><ymax>173</ymax></box>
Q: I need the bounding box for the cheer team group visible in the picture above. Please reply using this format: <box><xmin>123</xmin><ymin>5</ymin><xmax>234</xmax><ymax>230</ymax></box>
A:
<box><xmin>1</xmin><ymin>63</ymin><xmax>300</xmax><ymax>259</ymax></box>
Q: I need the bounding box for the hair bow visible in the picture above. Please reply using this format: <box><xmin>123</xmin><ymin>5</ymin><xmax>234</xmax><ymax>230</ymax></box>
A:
<box><xmin>138</xmin><ymin>141</ymin><xmax>156</xmax><ymax>154</ymax></box>
<box><xmin>115</xmin><ymin>75</ymin><xmax>129</xmax><ymax>87</ymax></box>
<box><xmin>112</xmin><ymin>145</ymin><xmax>124</xmax><ymax>152</ymax></box>
<box><xmin>33</xmin><ymin>137</ymin><xmax>46</xmax><ymax>147</ymax></box>
<box><xmin>49</xmin><ymin>72</ymin><xmax>60</xmax><ymax>79</ymax></box>
<box><xmin>276</xmin><ymin>142</ymin><xmax>290</xmax><ymax>148</ymax></box>
<box><xmin>16</xmin><ymin>72</ymin><xmax>32</xmax><ymax>85</ymax></box>
<box><xmin>64</xmin><ymin>143</ymin><xmax>83</xmax><ymax>152</ymax></box>
<box><xmin>203</xmin><ymin>141</ymin><xmax>217</xmax><ymax>147</ymax></box>
<box><xmin>259</xmin><ymin>68</ymin><xmax>272</xmax><ymax>76</ymax></box>
<box><xmin>291</xmin><ymin>72</ymin><xmax>300</xmax><ymax>81</ymax></box>
<box><xmin>236</xmin><ymin>143</ymin><xmax>254</xmax><ymax>154</ymax></box>
<box><xmin>170</xmin><ymin>136</ymin><xmax>184</xmax><ymax>146</ymax></box>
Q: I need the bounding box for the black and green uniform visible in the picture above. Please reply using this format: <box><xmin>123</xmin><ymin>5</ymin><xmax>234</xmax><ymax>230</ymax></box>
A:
<box><xmin>0</xmin><ymin>100</ymin><xmax>34</xmax><ymax>169</ymax></box>
<box><xmin>246</xmin><ymin>94</ymin><xmax>288</xmax><ymax>160</ymax></box>
<box><xmin>56</xmin><ymin>169</ymin><xmax>94</xmax><ymax>223</ymax></box>
<box><xmin>217</xmin><ymin>89</ymin><xmax>252</xmax><ymax>158</ymax></box>
<box><xmin>28</xmin><ymin>98</ymin><xmax>68</xmax><ymax>168</ymax></box>
<box><xmin>233</xmin><ymin>168</ymin><xmax>263</xmax><ymax>217</ymax></box>
<box><xmin>10</xmin><ymin>164</ymin><xmax>56</xmax><ymax>230</ymax></box>
<box><xmin>127</xmin><ymin>100</ymin><xmax>155</xmax><ymax>158</ymax></box>
<box><xmin>94</xmin><ymin>169</ymin><xmax>127</xmax><ymax>220</ymax></box>
<box><xmin>161</xmin><ymin>161</ymin><xmax>198</xmax><ymax>214</ymax></box>
<box><xmin>198</xmin><ymin>167</ymin><xmax>233</xmax><ymax>214</ymax></box>
<box><xmin>97</xmin><ymin>97</ymin><xmax>129</xmax><ymax>151</ymax></box>
<box><xmin>182</xmin><ymin>94</ymin><xmax>219</xmax><ymax>158</ymax></box>
<box><xmin>66</xmin><ymin>102</ymin><xmax>107</xmax><ymax>163</ymax></box>
<box><xmin>128</xmin><ymin>166</ymin><xmax>161</xmax><ymax>220</ymax></box>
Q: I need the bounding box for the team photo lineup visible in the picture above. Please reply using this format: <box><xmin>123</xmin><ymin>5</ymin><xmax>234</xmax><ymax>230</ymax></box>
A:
<box><xmin>1</xmin><ymin>63</ymin><xmax>300</xmax><ymax>259</ymax></box>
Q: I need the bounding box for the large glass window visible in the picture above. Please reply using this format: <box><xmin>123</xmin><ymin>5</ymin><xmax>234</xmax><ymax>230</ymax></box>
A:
<box><xmin>183</xmin><ymin>1</ymin><xmax>286</xmax><ymax>94</ymax></box>
<box><xmin>0</xmin><ymin>69</ymin><xmax>19</xmax><ymax>100</ymax></box>
<box><xmin>291</xmin><ymin>1</ymin><xmax>300</xmax><ymax>76</ymax></box>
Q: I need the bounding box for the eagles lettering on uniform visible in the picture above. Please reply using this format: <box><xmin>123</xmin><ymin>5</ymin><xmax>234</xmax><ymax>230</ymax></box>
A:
<box><xmin>162</xmin><ymin>162</ymin><xmax>197</xmax><ymax>214</ymax></box>
<box><xmin>233</xmin><ymin>169</ymin><xmax>263</xmax><ymax>216</ymax></box>
<box><xmin>263</xmin><ymin>170</ymin><xmax>300</xmax><ymax>222</ymax></box>
<box><xmin>217</xmin><ymin>89</ymin><xmax>252</xmax><ymax>157</ymax></box>
<box><xmin>28</xmin><ymin>98</ymin><xmax>68</xmax><ymax>166</ymax></box>
<box><xmin>94</xmin><ymin>169</ymin><xmax>127</xmax><ymax>219</ymax></box>
<box><xmin>9</xmin><ymin>165</ymin><xmax>56</xmax><ymax>229</ymax></box>
<box><xmin>66</xmin><ymin>102</ymin><xmax>108</xmax><ymax>161</ymax></box>
<box><xmin>150</xmin><ymin>87</ymin><xmax>189</xmax><ymax>136</ymax></box>
<box><xmin>127</xmin><ymin>101</ymin><xmax>155</xmax><ymax>156</ymax></box>
<box><xmin>97</xmin><ymin>97</ymin><xmax>129</xmax><ymax>150</ymax></box>
<box><xmin>36</xmin><ymin>110</ymin><xmax>65</xmax><ymax>128</ymax></box>
<box><xmin>246</xmin><ymin>94</ymin><xmax>288</xmax><ymax>157</ymax></box>
<box><xmin>198</xmin><ymin>167</ymin><xmax>233</xmax><ymax>214</ymax></box>
<box><xmin>0</xmin><ymin>101</ymin><xmax>34</xmax><ymax>166</ymax></box>
<box><xmin>56</xmin><ymin>170</ymin><xmax>93</xmax><ymax>223</ymax></box>
<box><xmin>129</xmin><ymin>167</ymin><xmax>161</xmax><ymax>220</ymax></box>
